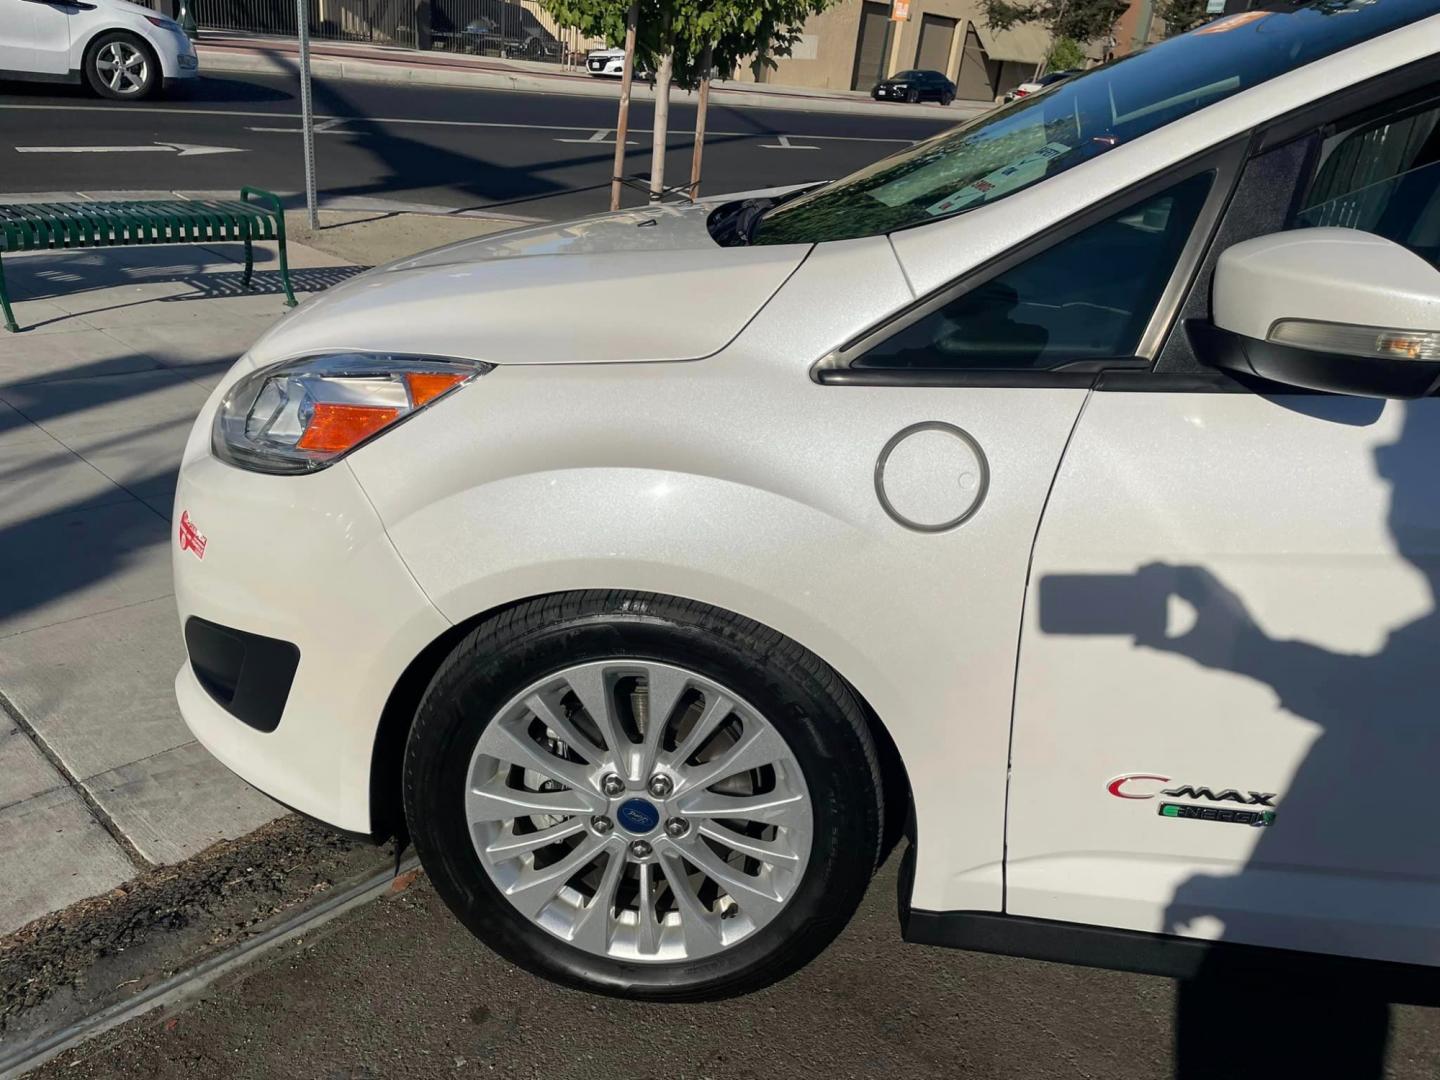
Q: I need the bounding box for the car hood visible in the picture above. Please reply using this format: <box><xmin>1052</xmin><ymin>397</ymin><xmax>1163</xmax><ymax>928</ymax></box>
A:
<box><xmin>247</xmin><ymin>201</ymin><xmax>809</xmax><ymax>367</ymax></box>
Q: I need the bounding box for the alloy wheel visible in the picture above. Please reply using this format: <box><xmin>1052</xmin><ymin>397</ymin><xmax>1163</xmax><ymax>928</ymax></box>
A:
<box><xmin>95</xmin><ymin>41</ymin><xmax>149</xmax><ymax>95</ymax></box>
<box><xmin>464</xmin><ymin>659</ymin><xmax>814</xmax><ymax>962</ymax></box>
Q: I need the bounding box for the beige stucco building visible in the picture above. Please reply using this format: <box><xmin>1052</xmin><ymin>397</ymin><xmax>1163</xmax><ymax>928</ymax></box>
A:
<box><xmin>731</xmin><ymin>0</ymin><xmax>1051</xmax><ymax>100</ymax></box>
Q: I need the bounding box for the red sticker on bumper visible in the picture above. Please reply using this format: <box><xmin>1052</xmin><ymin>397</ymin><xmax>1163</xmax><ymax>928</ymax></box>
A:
<box><xmin>178</xmin><ymin>510</ymin><xmax>207</xmax><ymax>560</ymax></box>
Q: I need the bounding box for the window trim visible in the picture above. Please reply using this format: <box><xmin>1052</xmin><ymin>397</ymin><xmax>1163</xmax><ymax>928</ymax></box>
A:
<box><xmin>812</xmin><ymin>139</ymin><xmax>1247</xmax><ymax>388</ymax></box>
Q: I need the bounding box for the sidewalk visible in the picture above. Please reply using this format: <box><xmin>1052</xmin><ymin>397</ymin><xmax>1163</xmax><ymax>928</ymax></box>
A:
<box><xmin>197</xmin><ymin>32</ymin><xmax>992</xmax><ymax>121</ymax></box>
<box><xmin>0</xmin><ymin>200</ymin><xmax>513</xmax><ymax>937</ymax></box>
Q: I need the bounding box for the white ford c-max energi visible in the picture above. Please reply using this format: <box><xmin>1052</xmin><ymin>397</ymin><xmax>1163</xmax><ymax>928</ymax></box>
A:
<box><xmin>0</xmin><ymin>0</ymin><xmax>197</xmax><ymax>100</ymax></box>
<box><xmin>174</xmin><ymin>1</ymin><xmax>1440</xmax><ymax>1000</ymax></box>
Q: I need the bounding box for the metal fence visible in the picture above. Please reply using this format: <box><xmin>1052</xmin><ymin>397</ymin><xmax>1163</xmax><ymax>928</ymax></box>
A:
<box><xmin>189</xmin><ymin>0</ymin><xmax>601</xmax><ymax>61</ymax></box>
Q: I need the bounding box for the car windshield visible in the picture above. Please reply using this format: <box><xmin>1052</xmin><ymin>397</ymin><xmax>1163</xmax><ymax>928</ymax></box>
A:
<box><xmin>752</xmin><ymin>0</ymin><xmax>1435</xmax><ymax>246</ymax></box>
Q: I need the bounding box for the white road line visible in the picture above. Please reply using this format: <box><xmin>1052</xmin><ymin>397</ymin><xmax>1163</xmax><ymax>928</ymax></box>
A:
<box><xmin>0</xmin><ymin>102</ymin><xmax>916</xmax><ymax>144</ymax></box>
<box><xmin>554</xmin><ymin>128</ymin><xmax>636</xmax><ymax>144</ymax></box>
<box><xmin>246</xmin><ymin>117</ymin><xmax>349</xmax><ymax>134</ymax></box>
<box><xmin>759</xmin><ymin>135</ymin><xmax>819</xmax><ymax>150</ymax></box>
<box><xmin>13</xmin><ymin>141</ymin><xmax>245</xmax><ymax>157</ymax></box>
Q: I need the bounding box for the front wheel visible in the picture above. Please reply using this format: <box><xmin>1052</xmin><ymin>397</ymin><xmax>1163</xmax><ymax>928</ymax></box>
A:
<box><xmin>403</xmin><ymin>591</ymin><xmax>885</xmax><ymax>1001</ymax></box>
<box><xmin>906</xmin><ymin>88</ymin><xmax>919</xmax><ymax>103</ymax></box>
<box><xmin>84</xmin><ymin>33</ymin><xmax>159</xmax><ymax>100</ymax></box>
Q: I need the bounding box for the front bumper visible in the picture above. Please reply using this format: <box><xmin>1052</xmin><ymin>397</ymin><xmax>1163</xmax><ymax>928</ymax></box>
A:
<box><xmin>173</xmin><ymin>445</ymin><xmax>450</xmax><ymax>834</ymax></box>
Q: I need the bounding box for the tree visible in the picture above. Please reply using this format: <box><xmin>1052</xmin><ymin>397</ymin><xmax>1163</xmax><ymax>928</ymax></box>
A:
<box><xmin>1044</xmin><ymin>35</ymin><xmax>1085</xmax><ymax>72</ymax></box>
<box><xmin>1155</xmin><ymin>0</ymin><xmax>1210</xmax><ymax>35</ymax></box>
<box><xmin>541</xmin><ymin>0</ymin><xmax>835</xmax><ymax>204</ymax></box>
<box><xmin>978</xmin><ymin>0</ymin><xmax>1129</xmax><ymax>49</ymax></box>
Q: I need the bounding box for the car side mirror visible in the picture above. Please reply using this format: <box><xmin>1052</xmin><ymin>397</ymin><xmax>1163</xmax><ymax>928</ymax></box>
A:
<box><xmin>1201</xmin><ymin>229</ymin><xmax>1440</xmax><ymax>398</ymax></box>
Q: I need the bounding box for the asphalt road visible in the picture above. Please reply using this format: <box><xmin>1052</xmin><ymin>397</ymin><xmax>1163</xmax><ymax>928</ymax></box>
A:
<box><xmin>31</xmin><ymin>856</ymin><xmax>1440</xmax><ymax>1080</ymax></box>
<box><xmin>0</xmin><ymin>72</ymin><xmax>960</xmax><ymax>219</ymax></box>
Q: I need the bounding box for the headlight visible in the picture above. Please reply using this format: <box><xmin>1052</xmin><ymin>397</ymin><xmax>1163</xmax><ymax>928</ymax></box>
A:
<box><xmin>214</xmin><ymin>353</ymin><xmax>491</xmax><ymax>475</ymax></box>
<box><xmin>145</xmin><ymin>14</ymin><xmax>181</xmax><ymax>30</ymax></box>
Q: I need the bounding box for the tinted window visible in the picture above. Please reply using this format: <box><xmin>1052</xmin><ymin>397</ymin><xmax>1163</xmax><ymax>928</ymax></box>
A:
<box><xmin>1295</xmin><ymin>94</ymin><xmax>1440</xmax><ymax>268</ymax></box>
<box><xmin>853</xmin><ymin>173</ymin><xmax>1213</xmax><ymax>371</ymax></box>
<box><xmin>754</xmin><ymin>0</ymin><xmax>1434</xmax><ymax>246</ymax></box>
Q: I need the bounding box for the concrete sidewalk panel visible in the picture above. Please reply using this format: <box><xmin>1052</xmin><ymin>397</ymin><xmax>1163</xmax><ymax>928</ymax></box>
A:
<box><xmin>0</xmin><ymin>499</ymin><xmax>172</xmax><ymax>640</ymax></box>
<box><xmin>0</xmin><ymin>368</ymin><xmax>212</xmax><ymax>442</ymax></box>
<box><xmin>0</xmin><ymin>596</ymin><xmax>190</xmax><ymax>780</ymax></box>
<box><xmin>61</xmin><ymin>417</ymin><xmax>192</xmax><ymax>496</ymax></box>
<box><xmin>0</xmin><ymin>401</ymin><xmax>53</xmax><ymax>449</ymax></box>
<box><xmin>0</xmin><ymin>723</ymin><xmax>67</xmax><ymax>809</ymax></box>
<box><xmin>8</xmin><ymin>246</ymin><xmax>267</xmax><ymax>303</ymax></box>
<box><xmin>85</xmin><ymin>741</ymin><xmax>282</xmax><ymax>866</ymax></box>
<box><xmin>0</xmin><ymin>439</ymin><xmax>135</xmax><ymax>529</ymax></box>
<box><xmin>102</xmin><ymin>316</ymin><xmax>283</xmax><ymax>373</ymax></box>
<box><xmin>0</xmin><ymin>786</ymin><xmax>135</xmax><ymax>935</ymax></box>
<box><xmin>0</xmin><ymin>327</ymin><xmax>163</xmax><ymax>387</ymax></box>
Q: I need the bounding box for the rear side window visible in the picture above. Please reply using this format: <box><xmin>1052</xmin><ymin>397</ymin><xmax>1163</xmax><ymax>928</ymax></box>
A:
<box><xmin>854</xmin><ymin>172</ymin><xmax>1213</xmax><ymax>371</ymax></box>
<box><xmin>1295</xmin><ymin>95</ymin><xmax>1440</xmax><ymax>269</ymax></box>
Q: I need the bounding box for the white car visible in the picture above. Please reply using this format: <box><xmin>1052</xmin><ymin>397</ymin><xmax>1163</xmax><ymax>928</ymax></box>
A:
<box><xmin>0</xmin><ymin>0</ymin><xmax>197</xmax><ymax>99</ymax></box>
<box><xmin>585</xmin><ymin>46</ymin><xmax>625</xmax><ymax>76</ymax></box>
<box><xmin>175</xmin><ymin>2</ymin><xmax>1440</xmax><ymax>1000</ymax></box>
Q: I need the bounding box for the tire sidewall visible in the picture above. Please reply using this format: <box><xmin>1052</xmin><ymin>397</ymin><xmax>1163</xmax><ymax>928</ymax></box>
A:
<box><xmin>404</xmin><ymin>599</ymin><xmax>881</xmax><ymax>1000</ymax></box>
<box><xmin>85</xmin><ymin>32</ymin><xmax>159</xmax><ymax>100</ymax></box>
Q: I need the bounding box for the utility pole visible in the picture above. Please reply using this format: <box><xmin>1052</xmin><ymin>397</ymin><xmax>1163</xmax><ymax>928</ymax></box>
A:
<box><xmin>609</xmin><ymin>0</ymin><xmax>640</xmax><ymax>212</ymax></box>
<box><xmin>296</xmin><ymin>0</ymin><xmax>319</xmax><ymax>229</ymax></box>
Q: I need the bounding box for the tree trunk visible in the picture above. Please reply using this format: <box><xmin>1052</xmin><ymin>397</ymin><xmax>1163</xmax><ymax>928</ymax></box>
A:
<box><xmin>649</xmin><ymin>45</ymin><xmax>675</xmax><ymax>202</ymax></box>
<box><xmin>688</xmin><ymin>45</ymin><xmax>713</xmax><ymax>200</ymax></box>
<box><xmin>609</xmin><ymin>0</ymin><xmax>640</xmax><ymax>212</ymax></box>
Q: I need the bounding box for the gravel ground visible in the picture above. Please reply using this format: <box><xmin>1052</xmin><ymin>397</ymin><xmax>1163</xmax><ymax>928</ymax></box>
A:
<box><xmin>27</xmin><ymin>857</ymin><xmax>1440</xmax><ymax>1080</ymax></box>
<box><xmin>1</xmin><ymin>815</ymin><xmax>392</xmax><ymax>1048</ymax></box>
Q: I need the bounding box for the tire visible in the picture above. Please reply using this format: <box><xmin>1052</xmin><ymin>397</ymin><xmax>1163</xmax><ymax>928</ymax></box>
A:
<box><xmin>403</xmin><ymin>590</ymin><xmax>885</xmax><ymax>1001</ymax></box>
<box><xmin>941</xmin><ymin>91</ymin><xmax>955</xmax><ymax>106</ymax></box>
<box><xmin>906</xmin><ymin>88</ymin><xmax>919</xmax><ymax>103</ymax></box>
<box><xmin>84</xmin><ymin>32</ymin><xmax>160</xmax><ymax>100</ymax></box>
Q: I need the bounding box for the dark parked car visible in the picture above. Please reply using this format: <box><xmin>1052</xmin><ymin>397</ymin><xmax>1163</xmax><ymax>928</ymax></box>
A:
<box><xmin>443</xmin><ymin>0</ymin><xmax>560</xmax><ymax>59</ymax></box>
<box><xmin>872</xmin><ymin>69</ymin><xmax>956</xmax><ymax>105</ymax></box>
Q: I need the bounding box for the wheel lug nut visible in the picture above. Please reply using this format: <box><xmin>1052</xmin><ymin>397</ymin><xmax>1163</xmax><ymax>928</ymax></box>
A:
<box><xmin>592</xmin><ymin>816</ymin><xmax>614</xmax><ymax>835</ymax></box>
<box><xmin>664</xmin><ymin>817</ymin><xmax>689</xmax><ymax>838</ymax></box>
<box><xmin>601</xmin><ymin>773</ymin><xmax>625</xmax><ymax>797</ymax></box>
<box><xmin>629</xmin><ymin>839</ymin><xmax>653</xmax><ymax>859</ymax></box>
<box><xmin>647</xmin><ymin>774</ymin><xmax>673</xmax><ymax>798</ymax></box>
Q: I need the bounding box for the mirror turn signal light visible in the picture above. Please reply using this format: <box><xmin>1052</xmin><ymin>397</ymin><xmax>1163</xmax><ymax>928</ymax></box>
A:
<box><xmin>1269</xmin><ymin>319</ymin><xmax>1440</xmax><ymax>362</ymax></box>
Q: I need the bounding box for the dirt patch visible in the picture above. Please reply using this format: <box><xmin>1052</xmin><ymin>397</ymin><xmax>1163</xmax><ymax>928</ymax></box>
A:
<box><xmin>1</xmin><ymin>814</ymin><xmax>393</xmax><ymax>1045</ymax></box>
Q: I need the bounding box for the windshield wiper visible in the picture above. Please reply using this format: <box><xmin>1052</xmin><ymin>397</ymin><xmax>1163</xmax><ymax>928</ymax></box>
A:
<box><xmin>707</xmin><ymin>197</ymin><xmax>775</xmax><ymax>247</ymax></box>
<box><xmin>707</xmin><ymin>182</ymin><xmax>830</xmax><ymax>246</ymax></box>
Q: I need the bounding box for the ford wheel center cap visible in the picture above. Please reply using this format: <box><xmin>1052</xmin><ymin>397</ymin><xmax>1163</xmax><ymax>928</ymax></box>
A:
<box><xmin>617</xmin><ymin>798</ymin><xmax>661</xmax><ymax>834</ymax></box>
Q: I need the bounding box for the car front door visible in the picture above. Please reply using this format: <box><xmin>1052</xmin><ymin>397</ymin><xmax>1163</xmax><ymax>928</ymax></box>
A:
<box><xmin>0</xmin><ymin>0</ymin><xmax>72</xmax><ymax>75</ymax></box>
<box><xmin>1006</xmin><ymin>81</ymin><xmax>1440</xmax><ymax>966</ymax></box>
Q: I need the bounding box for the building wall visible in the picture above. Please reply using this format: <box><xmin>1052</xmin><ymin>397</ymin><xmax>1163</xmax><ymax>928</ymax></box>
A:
<box><xmin>732</xmin><ymin>0</ymin><xmax>1041</xmax><ymax>99</ymax></box>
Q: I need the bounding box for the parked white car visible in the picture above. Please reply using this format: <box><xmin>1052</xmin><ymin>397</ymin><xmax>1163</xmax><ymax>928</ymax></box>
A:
<box><xmin>0</xmin><ymin>0</ymin><xmax>197</xmax><ymax>99</ymax></box>
<box><xmin>585</xmin><ymin>46</ymin><xmax>625</xmax><ymax>76</ymax></box>
<box><xmin>175</xmin><ymin>2</ymin><xmax>1440</xmax><ymax>1000</ymax></box>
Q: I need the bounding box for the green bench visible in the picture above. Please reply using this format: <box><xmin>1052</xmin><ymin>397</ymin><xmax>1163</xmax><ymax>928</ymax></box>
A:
<box><xmin>0</xmin><ymin>187</ymin><xmax>296</xmax><ymax>333</ymax></box>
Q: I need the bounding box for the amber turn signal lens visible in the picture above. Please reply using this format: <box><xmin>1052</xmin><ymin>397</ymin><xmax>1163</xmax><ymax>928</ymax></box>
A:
<box><xmin>405</xmin><ymin>371</ymin><xmax>468</xmax><ymax>407</ymax></box>
<box><xmin>296</xmin><ymin>403</ymin><xmax>401</xmax><ymax>452</ymax></box>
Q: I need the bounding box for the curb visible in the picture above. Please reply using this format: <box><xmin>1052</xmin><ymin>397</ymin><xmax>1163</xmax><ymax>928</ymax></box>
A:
<box><xmin>197</xmin><ymin>43</ymin><xmax>990</xmax><ymax>121</ymax></box>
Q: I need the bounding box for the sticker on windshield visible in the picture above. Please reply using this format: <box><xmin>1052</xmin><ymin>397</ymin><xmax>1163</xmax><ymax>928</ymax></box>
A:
<box><xmin>923</xmin><ymin>141</ymin><xmax>1074</xmax><ymax>217</ymax></box>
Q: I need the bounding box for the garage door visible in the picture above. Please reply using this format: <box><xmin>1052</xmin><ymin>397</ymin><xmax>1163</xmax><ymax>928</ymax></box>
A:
<box><xmin>851</xmin><ymin>1</ymin><xmax>893</xmax><ymax>91</ymax></box>
<box><xmin>914</xmin><ymin>13</ymin><xmax>956</xmax><ymax>74</ymax></box>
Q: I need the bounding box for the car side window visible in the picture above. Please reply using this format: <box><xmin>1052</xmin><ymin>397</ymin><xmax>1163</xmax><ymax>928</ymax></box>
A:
<box><xmin>854</xmin><ymin>172</ymin><xmax>1213</xmax><ymax>371</ymax></box>
<box><xmin>1293</xmin><ymin>95</ymin><xmax>1440</xmax><ymax>269</ymax></box>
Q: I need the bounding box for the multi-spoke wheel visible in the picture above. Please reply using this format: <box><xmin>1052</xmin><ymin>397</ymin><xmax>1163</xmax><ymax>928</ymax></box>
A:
<box><xmin>85</xmin><ymin>33</ymin><xmax>158</xmax><ymax>101</ymax></box>
<box><xmin>404</xmin><ymin>592</ymin><xmax>885</xmax><ymax>1000</ymax></box>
